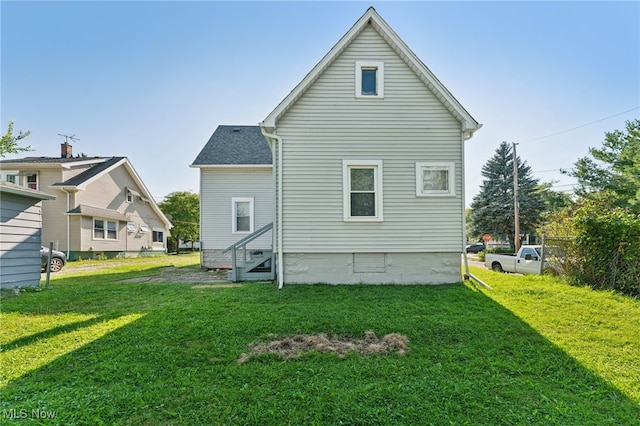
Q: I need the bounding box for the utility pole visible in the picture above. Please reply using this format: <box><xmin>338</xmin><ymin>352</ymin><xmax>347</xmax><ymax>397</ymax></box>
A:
<box><xmin>512</xmin><ymin>142</ymin><xmax>520</xmax><ymax>253</ymax></box>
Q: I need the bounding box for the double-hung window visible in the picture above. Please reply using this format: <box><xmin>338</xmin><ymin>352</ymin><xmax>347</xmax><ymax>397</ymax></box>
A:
<box><xmin>93</xmin><ymin>218</ymin><xmax>118</xmax><ymax>240</ymax></box>
<box><xmin>25</xmin><ymin>173</ymin><xmax>38</xmax><ymax>190</ymax></box>
<box><xmin>355</xmin><ymin>61</ymin><xmax>384</xmax><ymax>98</ymax></box>
<box><xmin>232</xmin><ymin>197</ymin><xmax>254</xmax><ymax>233</ymax></box>
<box><xmin>415</xmin><ymin>162</ymin><xmax>456</xmax><ymax>196</ymax></box>
<box><xmin>343</xmin><ymin>160</ymin><xmax>383</xmax><ymax>222</ymax></box>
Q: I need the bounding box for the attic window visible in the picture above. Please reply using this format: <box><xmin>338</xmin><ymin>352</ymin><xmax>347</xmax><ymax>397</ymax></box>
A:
<box><xmin>355</xmin><ymin>61</ymin><xmax>384</xmax><ymax>98</ymax></box>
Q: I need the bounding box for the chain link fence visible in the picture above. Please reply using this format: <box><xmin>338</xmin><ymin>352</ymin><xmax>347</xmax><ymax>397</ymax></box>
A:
<box><xmin>543</xmin><ymin>235</ymin><xmax>640</xmax><ymax>297</ymax></box>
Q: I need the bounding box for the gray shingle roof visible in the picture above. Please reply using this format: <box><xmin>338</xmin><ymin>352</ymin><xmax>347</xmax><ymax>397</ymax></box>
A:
<box><xmin>0</xmin><ymin>156</ymin><xmax>107</xmax><ymax>164</ymax></box>
<box><xmin>191</xmin><ymin>126</ymin><xmax>272</xmax><ymax>166</ymax></box>
<box><xmin>51</xmin><ymin>157</ymin><xmax>125</xmax><ymax>187</ymax></box>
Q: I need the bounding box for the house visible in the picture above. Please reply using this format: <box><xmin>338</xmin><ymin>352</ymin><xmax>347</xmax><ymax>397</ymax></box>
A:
<box><xmin>0</xmin><ymin>143</ymin><xmax>172</xmax><ymax>260</ymax></box>
<box><xmin>0</xmin><ymin>181</ymin><xmax>55</xmax><ymax>288</ymax></box>
<box><xmin>191</xmin><ymin>126</ymin><xmax>273</xmax><ymax>272</ymax></box>
<box><xmin>195</xmin><ymin>7</ymin><xmax>481</xmax><ymax>286</ymax></box>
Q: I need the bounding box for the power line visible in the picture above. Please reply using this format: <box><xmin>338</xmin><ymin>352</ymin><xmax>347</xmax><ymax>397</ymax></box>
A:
<box><xmin>519</xmin><ymin>106</ymin><xmax>640</xmax><ymax>144</ymax></box>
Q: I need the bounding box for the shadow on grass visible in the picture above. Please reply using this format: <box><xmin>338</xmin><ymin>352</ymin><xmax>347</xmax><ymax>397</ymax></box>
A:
<box><xmin>1</xmin><ymin>273</ymin><xmax>638</xmax><ymax>425</ymax></box>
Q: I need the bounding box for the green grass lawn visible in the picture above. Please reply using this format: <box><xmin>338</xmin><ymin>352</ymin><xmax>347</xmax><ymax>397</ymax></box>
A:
<box><xmin>1</xmin><ymin>254</ymin><xmax>639</xmax><ymax>425</ymax></box>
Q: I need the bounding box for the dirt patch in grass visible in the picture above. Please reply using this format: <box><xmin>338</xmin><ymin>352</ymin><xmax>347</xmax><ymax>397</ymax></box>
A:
<box><xmin>121</xmin><ymin>266</ymin><xmax>230</xmax><ymax>283</ymax></box>
<box><xmin>237</xmin><ymin>331</ymin><xmax>409</xmax><ymax>363</ymax></box>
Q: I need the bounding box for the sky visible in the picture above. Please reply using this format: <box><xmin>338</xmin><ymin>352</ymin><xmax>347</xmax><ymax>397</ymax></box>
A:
<box><xmin>2</xmin><ymin>1</ymin><xmax>639</xmax><ymax>207</ymax></box>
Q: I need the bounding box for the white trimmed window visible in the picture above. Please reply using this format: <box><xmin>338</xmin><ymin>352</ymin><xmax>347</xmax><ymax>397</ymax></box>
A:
<box><xmin>1</xmin><ymin>171</ymin><xmax>19</xmax><ymax>184</ymax></box>
<box><xmin>25</xmin><ymin>173</ymin><xmax>38</xmax><ymax>190</ymax></box>
<box><xmin>126</xmin><ymin>189</ymin><xmax>133</xmax><ymax>203</ymax></box>
<box><xmin>94</xmin><ymin>218</ymin><xmax>118</xmax><ymax>240</ymax></box>
<box><xmin>232</xmin><ymin>197</ymin><xmax>254</xmax><ymax>233</ymax></box>
<box><xmin>343</xmin><ymin>160</ymin><xmax>383</xmax><ymax>222</ymax></box>
<box><xmin>355</xmin><ymin>61</ymin><xmax>384</xmax><ymax>98</ymax></box>
<box><xmin>416</xmin><ymin>162</ymin><xmax>456</xmax><ymax>196</ymax></box>
<box><xmin>1</xmin><ymin>171</ymin><xmax>37</xmax><ymax>189</ymax></box>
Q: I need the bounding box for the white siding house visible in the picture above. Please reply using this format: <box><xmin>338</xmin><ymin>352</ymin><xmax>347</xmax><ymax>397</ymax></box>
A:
<box><xmin>191</xmin><ymin>126</ymin><xmax>273</xmax><ymax>269</ymax></box>
<box><xmin>194</xmin><ymin>7</ymin><xmax>481</xmax><ymax>285</ymax></box>
<box><xmin>261</xmin><ymin>7</ymin><xmax>481</xmax><ymax>285</ymax></box>
<box><xmin>0</xmin><ymin>181</ymin><xmax>55</xmax><ymax>288</ymax></box>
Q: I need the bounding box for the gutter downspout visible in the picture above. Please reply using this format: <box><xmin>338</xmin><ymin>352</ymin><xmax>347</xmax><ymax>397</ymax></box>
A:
<box><xmin>62</xmin><ymin>189</ymin><xmax>71</xmax><ymax>259</ymax></box>
<box><xmin>260</xmin><ymin>127</ymin><xmax>284</xmax><ymax>289</ymax></box>
<box><xmin>461</xmin><ymin>123</ymin><xmax>491</xmax><ymax>290</ymax></box>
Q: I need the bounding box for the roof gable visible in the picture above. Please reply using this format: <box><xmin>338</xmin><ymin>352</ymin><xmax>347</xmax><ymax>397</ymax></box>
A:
<box><xmin>52</xmin><ymin>157</ymin><xmax>126</xmax><ymax>189</ymax></box>
<box><xmin>52</xmin><ymin>157</ymin><xmax>172</xmax><ymax>229</ymax></box>
<box><xmin>261</xmin><ymin>7</ymin><xmax>481</xmax><ymax>139</ymax></box>
<box><xmin>191</xmin><ymin>125</ymin><xmax>272</xmax><ymax>167</ymax></box>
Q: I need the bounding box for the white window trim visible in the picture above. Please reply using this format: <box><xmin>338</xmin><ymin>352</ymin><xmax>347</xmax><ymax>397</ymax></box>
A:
<box><xmin>126</xmin><ymin>189</ymin><xmax>133</xmax><ymax>203</ymax></box>
<box><xmin>415</xmin><ymin>161</ymin><xmax>456</xmax><ymax>197</ymax></box>
<box><xmin>355</xmin><ymin>61</ymin><xmax>384</xmax><ymax>99</ymax></box>
<box><xmin>1</xmin><ymin>171</ymin><xmax>19</xmax><ymax>184</ymax></box>
<box><xmin>232</xmin><ymin>197</ymin><xmax>254</xmax><ymax>234</ymax></box>
<box><xmin>24</xmin><ymin>172</ymin><xmax>38</xmax><ymax>190</ymax></box>
<box><xmin>343</xmin><ymin>160</ymin><xmax>384</xmax><ymax>222</ymax></box>
<box><xmin>93</xmin><ymin>218</ymin><xmax>119</xmax><ymax>240</ymax></box>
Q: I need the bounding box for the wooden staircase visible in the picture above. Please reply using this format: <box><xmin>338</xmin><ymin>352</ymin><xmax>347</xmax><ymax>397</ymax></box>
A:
<box><xmin>223</xmin><ymin>222</ymin><xmax>274</xmax><ymax>282</ymax></box>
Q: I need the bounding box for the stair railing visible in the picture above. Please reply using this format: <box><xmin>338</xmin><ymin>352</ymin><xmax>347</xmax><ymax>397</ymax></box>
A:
<box><xmin>223</xmin><ymin>222</ymin><xmax>273</xmax><ymax>281</ymax></box>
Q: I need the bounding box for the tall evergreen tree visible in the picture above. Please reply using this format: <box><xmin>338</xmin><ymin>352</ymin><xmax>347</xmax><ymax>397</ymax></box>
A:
<box><xmin>469</xmin><ymin>141</ymin><xmax>545</xmax><ymax>248</ymax></box>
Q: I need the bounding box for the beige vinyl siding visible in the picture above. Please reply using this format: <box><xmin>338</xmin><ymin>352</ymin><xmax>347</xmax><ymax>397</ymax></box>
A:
<box><xmin>38</xmin><ymin>168</ymin><xmax>71</xmax><ymax>251</ymax></box>
<box><xmin>75</xmin><ymin>166</ymin><xmax>167</xmax><ymax>252</ymax></box>
<box><xmin>200</xmin><ymin>168</ymin><xmax>273</xmax><ymax>250</ymax></box>
<box><xmin>278</xmin><ymin>25</ymin><xmax>464</xmax><ymax>253</ymax></box>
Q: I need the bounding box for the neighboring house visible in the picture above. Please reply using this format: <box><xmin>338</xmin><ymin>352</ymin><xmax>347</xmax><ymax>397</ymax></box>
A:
<box><xmin>0</xmin><ymin>181</ymin><xmax>55</xmax><ymax>288</ymax></box>
<box><xmin>0</xmin><ymin>143</ymin><xmax>172</xmax><ymax>260</ymax></box>
<box><xmin>195</xmin><ymin>8</ymin><xmax>481</xmax><ymax>286</ymax></box>
<box><xmin>191</xmin><ymin>126</ymin><xmax>273</xmax><ymax>270</ymax></box>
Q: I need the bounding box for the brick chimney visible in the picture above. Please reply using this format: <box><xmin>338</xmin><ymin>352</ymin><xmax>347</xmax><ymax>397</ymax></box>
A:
<box><xmin>61</xmin><ymin>142</ymin><xmax>73</xmax><ymax>158</ymax></box>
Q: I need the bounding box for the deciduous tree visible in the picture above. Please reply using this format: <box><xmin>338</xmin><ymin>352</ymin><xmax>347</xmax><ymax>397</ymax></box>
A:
<box><xmin>564</xmin><ymin>119</ymin><xmax>640</xmax><ymax>213</ymax></box>
<box><xmin>158</xmin><ymin>191</ymin><xmax>199</xmax><ymax>254</ymax></box>
<box><xmin>1</xmin><ymin>121</ymin><xmax>32</xmax><ymax>157</ymax></box>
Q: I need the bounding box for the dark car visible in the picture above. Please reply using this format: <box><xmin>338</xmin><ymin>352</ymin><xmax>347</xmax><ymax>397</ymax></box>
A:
<box><xmin>466</xmin><ymin>243</ymin><xmax>486</xmax><ymax>254</ymax></box>
<box><xmin>41</xmin><ymin>246</ymin><xmax>67</xmax><ymax>272</ymax></box>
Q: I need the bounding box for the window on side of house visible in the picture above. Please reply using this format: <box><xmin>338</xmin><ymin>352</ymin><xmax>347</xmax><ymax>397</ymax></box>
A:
<box><xmin>415</xmin><ymin>162</ymin><xmax>456</xmax><ymax>197</ymax></box>
<box><xmin>94</xmin><ymin>219</ymin><xmax>105</xmax><ymax>239</ymax></box>
<box><xmin>25</xmin><ymin>173</ymin><xmax>38</xmax><ymax>190</ymax></box>
<box><xmin>126</xmin><ymin>189</ymin><xmax>133</xmax><ymax>203</ymax></box>
<box><xmin>343</xmin><ymin>160</ymin><xmax>383</xmax><ymax>222</ymax></box>
<box><xmin>93</xmin><ymin>218</ymin><xmax>118</xmax><ymax>240</ymax></box>
<box><xmin>1</xmin><ymin>171</ymin><xmax>19</xmax><ymax>184</ymax></box>
<box><xmin>152</xmin><ymin>229</ymin><xmax>164</xmax><ymax>243</ymax></box>
<box><xmin>232</xmin><ymin>197</ymin><xmax>254</xmax><ymax>233</ymax></box>
<box><xmin>355</xmin><ymin>61</ymin><xmax>384</xmax><ymax>98</ymax></box>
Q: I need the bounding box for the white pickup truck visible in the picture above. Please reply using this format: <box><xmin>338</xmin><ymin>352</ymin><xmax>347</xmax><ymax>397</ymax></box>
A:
<box><xmin>484</xmin><ymin>245</ymin><xmax>543</xmax><ymax>275</ymax></box>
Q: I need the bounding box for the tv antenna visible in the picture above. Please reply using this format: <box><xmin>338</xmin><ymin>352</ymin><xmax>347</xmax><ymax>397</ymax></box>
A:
<box><xmin>58</xmin><ymin>134</ymin><xmax>80</xmax><ymax>144</ymax></box>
